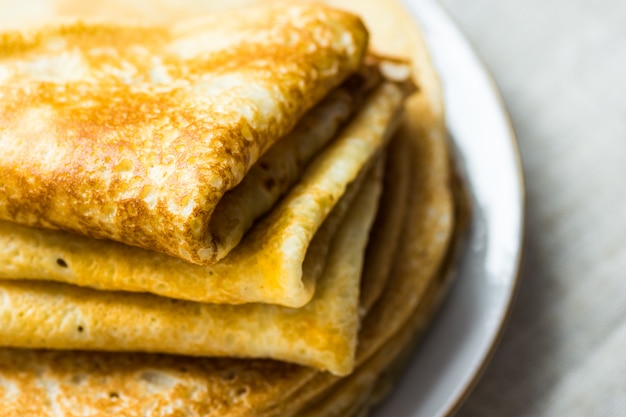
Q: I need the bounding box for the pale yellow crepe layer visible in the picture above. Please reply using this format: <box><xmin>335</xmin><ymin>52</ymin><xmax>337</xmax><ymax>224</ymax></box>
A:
<box><xmin>0</xmin><ymin>2</ymin><xmax>368</xmax><ymax>265</ymax></box>
<box><xmin>0</xmin><ymin>81</ymin><xmax>409</xmax><ymax>307</ymax></box>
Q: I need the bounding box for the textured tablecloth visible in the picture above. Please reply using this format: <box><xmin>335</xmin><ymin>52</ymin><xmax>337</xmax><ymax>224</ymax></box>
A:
<box><xmin>437</xmin><ymin>0</ymin><xmax>626</xmax><ymax>416</ymax></box>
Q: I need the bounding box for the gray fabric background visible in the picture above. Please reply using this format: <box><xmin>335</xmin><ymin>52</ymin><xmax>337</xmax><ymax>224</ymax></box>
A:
<box><xmin>437</xmin><ymin>0</ymin><xmax>626</xmax><ymax>416</ymax></box>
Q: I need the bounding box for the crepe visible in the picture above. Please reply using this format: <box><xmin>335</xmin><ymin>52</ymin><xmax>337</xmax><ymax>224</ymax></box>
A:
<box><xmin>0</xmin><ymin>0</ymin><xmax>461</xmax><ymax>415</ymax></box>
<box><xmin>0</xmin><ymin>79</ymin><xmax>410</xmax><ymax>306</ymax></box>
<box><xmin>0</xmin><ymin>121</ymin><xmax>461</xmax><ymax>416</ymax></box>
<box><xmin>0</xmin><ymin>1</ymin><xmax>368</xmax><ymax>265</ymax></box>
<box><xmin>0</xmin><ymin>155</ymin><xmax>383</xmax><ymax>376</ymax></box>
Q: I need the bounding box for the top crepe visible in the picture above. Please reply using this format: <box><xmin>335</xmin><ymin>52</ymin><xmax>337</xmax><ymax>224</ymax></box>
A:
<box><xmin>0</xmin><ymin>2</ymin><xmax>368</xmax><ymax>264</ymax></box>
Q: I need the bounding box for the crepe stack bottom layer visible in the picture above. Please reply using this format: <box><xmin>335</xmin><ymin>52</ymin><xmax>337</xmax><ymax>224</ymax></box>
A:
<box><xmin>0</xmin><ymin>0</ymin><xmax>464</xmax><ymax>415</ymax></box>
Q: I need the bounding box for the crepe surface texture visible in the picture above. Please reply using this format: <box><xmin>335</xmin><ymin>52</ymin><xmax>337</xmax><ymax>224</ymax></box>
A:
<box><xmin>0</xmin><ymin>1</ymin><xmax>368</xmax><ymax>265</ymax></box>
<box><xmin>0</xmin><ymin>0</ymin><xmax>461</xmax><ymax>416</ymax></box>
<box><xmin>0</xmin><ymin>157</ymin><xmax>384</xmax><ymax>376</ymax></box>
<box><xmin>0</xmin><ymin>78</ymin><xmax>410</xmax><ymax>306</ymax></box>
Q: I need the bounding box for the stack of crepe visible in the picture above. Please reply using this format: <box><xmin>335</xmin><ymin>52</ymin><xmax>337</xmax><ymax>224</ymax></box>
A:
<box><xmin>0</xmin><ymin>0</ymin><xmax>465</xmax><ymax>415</ymax></box>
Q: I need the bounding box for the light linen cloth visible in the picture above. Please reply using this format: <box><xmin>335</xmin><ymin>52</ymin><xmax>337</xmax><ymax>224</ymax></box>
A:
<box><xmin>439</xmin><ymin>0</ymin><xmax>626</xmax><ymax>416</ymax></box>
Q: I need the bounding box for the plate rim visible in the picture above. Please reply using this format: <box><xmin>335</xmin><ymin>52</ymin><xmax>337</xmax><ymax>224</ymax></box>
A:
<box><xmin>400</xmin><ymin>0</ymin><xmax>526</xmax><ymax>415</ymax></box>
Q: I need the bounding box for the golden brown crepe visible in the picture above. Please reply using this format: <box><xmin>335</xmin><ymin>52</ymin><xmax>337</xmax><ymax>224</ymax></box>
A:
<box><xmin>0</xmin><ymin>79</ymin><xmax>411</xmax><ymax>307</ymax></box>
<box><xmin>0</xmin><ymin>123</ymin><xmax>462</xmax><ymax>416</ymax></box>
<box><xmin>0</xmin><ymin>156</ymin><xmax>384</xmax><ymax>376</ymax></box>
<box><xmin>0</xmin><ymin>1</ymin><xmax>368</xmax><ymax>265</ymax></box>
<box><xmin>0</xmin><ymin>0</ymin><xmax>462</xmax><ymax>415</ymax></box>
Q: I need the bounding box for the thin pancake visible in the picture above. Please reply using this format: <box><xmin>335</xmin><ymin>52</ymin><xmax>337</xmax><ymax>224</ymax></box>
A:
<box><xmin>0</xmin><ymin>156</ymin><xmax>383</xmax><ymax>377</ymax></box>
<box><xmin>0</xmin><ymin>80</ymin><xmax>410</xmax><ymax>307</ymax></box>
<box><xmin>0</xmin><ymin>122</ymin><xmax>455</xmax><ymax>417</ymax></box>
<box><xmin>0</xmin><ymin>0</ymin><xmax>459</xmax><ymax>415</ymax></box>
<box><xmin>0</xmin><ymin>2</ymin><xmax>368</xmax><ymax>265</ymax></box>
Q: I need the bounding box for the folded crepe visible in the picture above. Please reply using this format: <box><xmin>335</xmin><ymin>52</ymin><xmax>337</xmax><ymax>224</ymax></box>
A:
<box><xmin>0</xmin><ymin>114</ymin><xmax>463</xmax><ymax>415</ymax></box>
<box><xmin>0</xmin><ymin>154</ymin><xmax>384</xmax><ymax>376</ymax></box>
<box><xmin>0</xmin><ymin>1</ymin><xmax>369</xmax><ymax>265</ymax></box>
<box><xmin>0</xmin><ymin>77</ymin><xmax>411</xmax><ymax>307</ymax></box>
<box><xmin>0</xmin><ymin>0</ymin><xmax>464</xmax><ymax>415</ymax></box>
<box><xmin>0</xmin><ymin>2</ymin><xmax>416</xmax><ymax>375</ymax></box>
<box><xmin>0</xmin><ymin>122</ymin><xmax>463</xmax><ymax>416</ymax></box>
<box><xmin>0</xmin><ymin>2</ymin><xmax>416</xmax><ymax>307</ymax></box>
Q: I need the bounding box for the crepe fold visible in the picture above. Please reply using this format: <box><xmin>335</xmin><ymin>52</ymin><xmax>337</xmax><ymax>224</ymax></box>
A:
<box><xmin>0</xmin><ymin>4</ymin><xmax>413</xmax><ymax>307</ymax></box>
<box><xmin>0</xmin><ymin>72</ymin><xmax>416</xmax><ymax>375</ymax></box>
<box><xmin>0</xmin><ymin>115</ymin><xmax>463</xmax><ymax>416</ymax></box>
<box><xmin>0</xmin><ymin>1</ymin><xmax>369</xmax><ymax>265</ymax></box>
<box><xmin>0</xmin><ymin>9</ymin><xmax>415</xmax><ymax>371</ymax></box>
<box><xmin>0</xmin><ymin>0</ymin><xmax>465</xmax><ymax>414</ymax></box>
<box><xmin>0</xmin><ymin>155</ymin><xmax>384</xmax><ymax>376</ymax></box>
<box><xmin>0</xmin><ymin>79</ymin><xmax>410</xmax><ymax>306</ymax></box>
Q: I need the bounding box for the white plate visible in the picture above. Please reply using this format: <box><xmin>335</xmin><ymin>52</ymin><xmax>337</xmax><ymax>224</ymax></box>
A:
<box><xmin>373</xmin><ymin>1</ymin><xmax>525</xmax><ymax>416</ymax></box>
